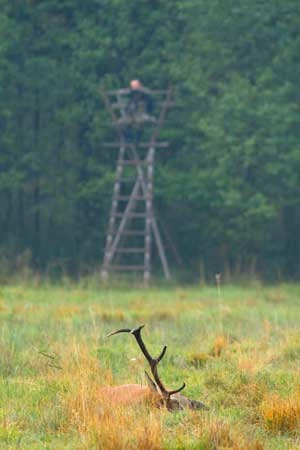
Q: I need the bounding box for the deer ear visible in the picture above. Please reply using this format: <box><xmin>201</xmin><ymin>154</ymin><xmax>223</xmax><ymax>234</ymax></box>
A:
<box><xmin>144</xmin><ymin>371</ymin><xmax>158</xmax><ymax>392</ymax></box>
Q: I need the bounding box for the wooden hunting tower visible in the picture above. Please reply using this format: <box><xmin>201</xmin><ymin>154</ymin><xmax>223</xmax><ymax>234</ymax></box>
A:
<box><xmin>101</xmin><ymin>84</ymin><xmax>173</xmax><ymax>284</ymax></box>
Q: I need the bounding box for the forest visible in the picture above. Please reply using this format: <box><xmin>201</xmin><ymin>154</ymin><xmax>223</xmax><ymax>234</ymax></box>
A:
<box><xmin>1</xmin><ymin>0</ymin><xmax>300</xmax><ymax>280</ymax></box>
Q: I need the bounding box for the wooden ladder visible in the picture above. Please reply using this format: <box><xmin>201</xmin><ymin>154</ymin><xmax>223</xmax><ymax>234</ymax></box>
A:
<box><xmin>101</xmin><ymin>86</ymin><xmax>173</xmax><ymax>284</ymax></box>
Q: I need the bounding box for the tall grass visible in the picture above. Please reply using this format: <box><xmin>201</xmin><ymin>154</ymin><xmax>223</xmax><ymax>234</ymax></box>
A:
<box><xmin>0</xmin><ymin>282</ymin><xmax>299</xmax><ymax>449</ymax></box>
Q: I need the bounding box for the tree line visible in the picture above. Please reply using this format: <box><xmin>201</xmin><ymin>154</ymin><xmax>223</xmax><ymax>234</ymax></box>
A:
<box><xmin>1</xmin><ymin>0</ymin><xmax>299</xmax><ymax>280</ymax></box>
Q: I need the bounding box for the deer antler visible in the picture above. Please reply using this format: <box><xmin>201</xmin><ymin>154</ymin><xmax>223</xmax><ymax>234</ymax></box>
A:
<box><xmin>106</xmin><ymin>324</ymin><xmax>186</xmax><ymax>404</ymax></box>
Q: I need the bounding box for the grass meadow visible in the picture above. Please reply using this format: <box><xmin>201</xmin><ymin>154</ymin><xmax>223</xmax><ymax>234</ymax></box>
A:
<box><xmin>0</xmin><ymin>280</ymin><xmax>299</xmax><ymax>449</ymax></box>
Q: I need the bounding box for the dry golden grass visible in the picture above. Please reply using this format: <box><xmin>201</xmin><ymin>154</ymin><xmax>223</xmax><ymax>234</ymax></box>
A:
<box><xmin>11</xmin><ymin>303</ymin><xmax>42</xmax><ymax>317</ymax></box>
<box><xmin>237</xmin><ymin>348</ymin><xmax>275</xmax><ymax>374</ymax></box>
<box><xmin>57</xmin><ymin>343</ymin><xmax>164</xmax><ymax>449</ymax></box>
<box><xmin>149</xmin><ymin>308</ymin><xmax>176</xmax><ymax>321</ymax></box>
<box><xmin>0</xmin><ymin>300</ymin><xmax>7</xmax><ymax>312</ymax></box>
<box><xmin>174</xmin><ymin>413</ymin><xmax>264</xmax><ymax>450</ymax></box>
<box><xmin>2</xmin><ymin>283</ymin><xmax>300</xmax><ymax>449</ymax></box>
<box><xmin>28</xmin><ymin>330</ymin><xmax>297</xmax><ymax>449</ymax></box>
<box><xmin>99</xmin><ymin>309</ymin><xmax>126</xmax><ymax>322</ymax></box>
<box><xmin>52</xmin><ymin>343</ymin><xmax>266</xmax><ymax>450</ymax></box>
<box><xmin>54</xmin><ymin>304</ymin><xmax>82</xmax><ymax>318</ymax></box>
<box><xmin>211</xmin><ymin>334</ymin><xmax>230</xmax><ymax>357</ymax></box>
<box><xmin>259</xmin><ymin>392</ymin><xmax>300</xmax><ymax>434</ymax></box>
<box><xmin>34</xmin><ymin>341</ymin><xmax>262</xmax><ymax>450</ymax></box>
<box><xmin>189</xmin><ymin>333</ymin><xmax>231</xmax><ymax>366</ymax></box>
<box><xmin>90</xmin><ymin>408</ymin><xmax>163</xmax><ymax>450</ymax></box>
<box><xmin>188</xmin><ymin>351</ymin><xmax>212</xmax><ymax>367</ymax></box>
<box><xmin>88</xmin><ymin>304</ymin><xmax>126</xmax><ymax>322</ymax></box>
<box><xmin>264</xmin><ymin>290</ymin><xmax>287</xmax><ymax>304</ymax></box>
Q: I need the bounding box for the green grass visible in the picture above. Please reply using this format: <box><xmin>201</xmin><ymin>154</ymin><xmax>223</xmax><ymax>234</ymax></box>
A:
<box><xmin>0</xmin><ymin>281</ymin><xmax>299</xmax><ymax>449</ymax></box>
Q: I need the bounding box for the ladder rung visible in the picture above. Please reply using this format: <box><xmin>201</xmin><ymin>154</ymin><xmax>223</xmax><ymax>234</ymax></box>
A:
<box><xmin>112</xmin><ymin>118</ymin><xmax>157</xmax><ymax>126</ymax></box>
<box><xmin>115</xmin><ymin>248</ymin><xmax>145</xmax><ymax>253</ymax></box>
<box><xmin>113</xmin><ymin>212</ymin><xmax>148</xmax><ymax>218</ymax></box>
<box><xmin>121</xmin><ymin>160</ymin><xmax>151</xmax><ymax>166</ymax></box>
<box><xmin>122</xmin><ymin>230</ymin><xmax>146</xmax><ymax>236</ymax></box>
<box><xmin>118</xmin><ymin>178</ymin><xmax>141</xmax><ymax>183</ymax></box>
<box><xmin>110</xmin><ymin>265</ymin><xmax>146</xmax><ymax>271</ymax></box>
<box><xmin>117</xmin><ymin>195</ymin><xmax>146</xmax><ymax>201</ymax></box>
<box><xmin>111</xmin><ymin>101</ymin><xmax>174</xmax><ymax>110</ymax></box>
<box><xmin>103</xmin><ymin>142</ymin><xmax>169</xmax><ymax>148</ymax></box>
<box><xmin>107</xmin><ymin>88</ymin><xmax>169</xmax><ymax>95</ymax></box>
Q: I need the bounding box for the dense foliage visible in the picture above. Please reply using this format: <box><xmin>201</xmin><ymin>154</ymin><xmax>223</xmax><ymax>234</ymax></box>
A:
<box><xmin>1</xmin><ymin>0</ymin><xmax>299</xmax><ymax>279</ymax></box>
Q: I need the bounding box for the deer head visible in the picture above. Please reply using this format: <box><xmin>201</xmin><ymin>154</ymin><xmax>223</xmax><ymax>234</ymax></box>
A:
<box><xmin>106</xmin><ymin>324</ymin><xmax>208</xmax><ymax>411</ymax></box>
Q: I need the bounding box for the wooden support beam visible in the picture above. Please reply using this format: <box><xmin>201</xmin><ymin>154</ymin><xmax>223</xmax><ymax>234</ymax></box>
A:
<box><xmin>110</xmin><ymin>101</ymin><xmax>175</xmax><ymax>110</ymax></box>
<box><xmin>103</xmin><ymin>142</ymin><xmax>169</xmax><ymax>148</ymax></box>
<box><xmin>121</xmin><ymin>160</ymin><xmax>152</xmax><ymax>166</ymax></box>
<box><xmin>117</xmin><ymin>195</ymin><xmax>146</xmax><ymax>201</ymax></box>
<box><xmin>106</xmin><ymin>88</ymin><xmax>169</xmax><ymax>96</ymax></box>
<box><xmin>122</xmin><ymin>230</ymin><xmax>146</xmax><ymax>236</ymax></box>
<box><xmin>110</xmin><ymin>265</ymin><xmax>146</xmax><ymax>271</ymax></box>
<box><xmin>114</xmin><ymin>248</ymin><xmax>145</xmax><ymax>253</ymax></box>
<box><xmin>112</xmin><ymin>212</ymin><xmax>148</xmax><ymax>218</ymax></box>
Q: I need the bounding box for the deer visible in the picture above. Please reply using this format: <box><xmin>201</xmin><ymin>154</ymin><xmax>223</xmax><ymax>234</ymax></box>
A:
<box><xmin>102</xmin><ymin>324</ymin><xmax>208</xmax><ymax>411</ymax></box>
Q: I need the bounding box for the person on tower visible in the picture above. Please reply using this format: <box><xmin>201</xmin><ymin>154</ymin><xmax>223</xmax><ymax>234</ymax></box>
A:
<box><xmin>118</xmin><ymin>79</ymin><xmax>156</xmax><ymax>143</ymax></box>
<box><xmin>125</xmin><ymin>79</ymin><xmax>155</xmax><ymax>123</ymax></box>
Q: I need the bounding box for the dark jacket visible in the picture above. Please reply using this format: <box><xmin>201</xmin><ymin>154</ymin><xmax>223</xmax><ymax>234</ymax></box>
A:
<box><xmin>125</xmin><ymin>89</ymin><xmax>154</xmax><ymax>116</ymax></box>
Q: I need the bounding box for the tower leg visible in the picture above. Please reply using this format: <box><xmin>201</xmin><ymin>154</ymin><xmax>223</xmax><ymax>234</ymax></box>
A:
<box><xmin>144</xmin><ymin>147</ymin><xmax>154</xmax><ymax>285</ymax></box>
<box><xmin>152</xmin><ymin>218</ymin><xmax>171</xmax><ymax>280</ymax></box>
<box><xmin>101</xmin><ymin>145</ymin><xmax>126</xmax><ymax>280</ymax></box>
